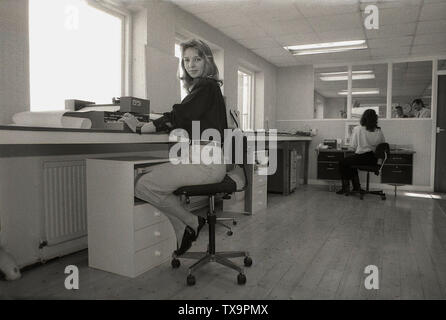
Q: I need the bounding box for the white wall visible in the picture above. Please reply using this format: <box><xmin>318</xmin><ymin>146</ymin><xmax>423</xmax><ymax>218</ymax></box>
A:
<box><xmin>276</xmin><ymin>65</ymin><xmax>314</xmax><ymax>120</ymax></box>
<box><xmin>0</xmin><ymin>0</ymin><xmax>29</xmax><ymax>125</ymax></box>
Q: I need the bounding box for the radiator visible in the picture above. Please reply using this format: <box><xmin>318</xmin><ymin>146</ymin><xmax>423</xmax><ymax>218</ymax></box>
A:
<box><xmin>43</xmin><ymin>160</ymin><xmax>87</xmax><ymax>246</ymax></box>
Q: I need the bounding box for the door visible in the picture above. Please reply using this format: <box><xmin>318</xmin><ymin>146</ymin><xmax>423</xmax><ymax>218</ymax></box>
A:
<box><xmin>435</xmin><ymin>75</ymin><xmax>446</xmax><ymax>192</ymax></box>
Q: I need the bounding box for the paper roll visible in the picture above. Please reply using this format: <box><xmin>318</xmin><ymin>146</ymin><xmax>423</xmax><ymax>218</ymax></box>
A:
<box><xmin>12</xmin><ymin>111</ymin><xmax>92</xmax><ymax>129</ymax></box>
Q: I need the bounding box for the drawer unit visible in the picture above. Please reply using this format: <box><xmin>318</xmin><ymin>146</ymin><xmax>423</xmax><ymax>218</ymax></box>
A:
<box><xmin>252</xmin><ymin>172</ymin><xmax>267</xmax><ymax>187</ymax></box>
<box><xmin>318</xmin><ymin>152</ymin><xmax>344</xmax><ymax>162</ymax></box>
<box><xmin>134</xmin><ymin>220</ymin><xmax>174</xmax><ymax>252</ymax></box>
<box><xmin>381</xmin><ymin>165</ymin><xmax>413</xmax><ymax>185</ymax></box>
<box><xmin>134</xmin><ymin>238</ymin><xmax>176</xmax><ymax>276</ymax></box>
<box><xmin>317</xmin><ymin>162</ymin><xmax>340</xmax><ymax>180</ymax></box>
<box><xmin>134</xmin><ymin>203</ymin><xmax>167</xmax><ymax>230</ymax></box>
<box><xmin>385</xmin><ymin>154</ymin><xmax>413</xmax><ymax>165</ymax></box>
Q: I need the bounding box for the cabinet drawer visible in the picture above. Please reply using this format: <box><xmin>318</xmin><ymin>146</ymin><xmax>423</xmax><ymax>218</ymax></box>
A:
<box><xmin>134</xmin><ymin>238</ymin><xmax>176</xmax><ymax>275</ymax></box>
<box><xmin>318</xmin><ymin>152</ymin><xmax>343</xmax><ymax>162</ymax></box>
<box><xmin>134</xmin><ymin>203</ymin><xmax>167</xmax><ymax>230</ymax></box>
<box><xmin>386</xmin><ymin>154</ymin><xmax>413</xmax><ymax>165</ymax></box>
<box><xmin>134</xmin><ymin>220</ymin><xmax>175</xmax><ymax>252</ymax></box>
<box><xmin>317</xmin><ymin>162</ymin><xmax>341</xmax><ymax>180</ymax></box>
<box><xmin>381</xmin><ymin>165</ymin><xmax>412</xmax><ymax>185</ymax></box>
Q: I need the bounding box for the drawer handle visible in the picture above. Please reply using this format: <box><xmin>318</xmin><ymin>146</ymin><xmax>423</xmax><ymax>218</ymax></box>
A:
<box><xmin>391</xmin><ymin>157</ymin><xmax>403</xmax><ymax>160</ymax></box>
<box><xmin>326</xmin><ymin>155</ymin><xmax>336</xmax><ymax>158</ymax></box>
<box><xmin>391</xmin><ymin>170</ymin><xmax>403</xmax><ymax>173</ymax></box>
<box><xmin>154</xmin><ymin>250</ymin><xmax>161</xmax><ymax>257</ymax></box>
<box><xmin>326</xmin><ymin>168</ymin><xmax>335</xmax><ymax>171</ymax></box>
<box><xmin>154</xmin><ymin>211</ymin><xmax>161</xmax><ymax>217</ymax></box>
<box><xmin>154</xmin><ymin>231</ymin><xmax>161</xmax><ymax>237</ymax></box>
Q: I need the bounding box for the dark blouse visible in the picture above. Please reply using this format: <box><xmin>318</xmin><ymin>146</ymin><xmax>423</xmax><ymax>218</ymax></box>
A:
<box><xmin>152</xmin><ymin>78</ymin><xmax>228</xmax><ymax>142</ymax></box>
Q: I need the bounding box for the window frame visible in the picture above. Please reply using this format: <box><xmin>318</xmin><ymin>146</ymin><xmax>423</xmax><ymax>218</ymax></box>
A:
<box><xmin>237</xmin><ymin>66</ymin><xmax>255</xmax><ymax>130</ymax></box>
<box><xmin>86</xmin><ymin>0</ymin><xmax>132</xmax><ymax>96</ymax></box>
<box><xmin>314</xmin><ymin>55</ymin><xmax>446</xmax><ymax>120</ymax></box>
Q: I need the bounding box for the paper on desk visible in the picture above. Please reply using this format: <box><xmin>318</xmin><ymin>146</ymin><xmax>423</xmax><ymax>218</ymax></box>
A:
<box><xmin>12</xmin><ymin>111</ymin><xmax>92</xmax><ymax>129</ymax></box>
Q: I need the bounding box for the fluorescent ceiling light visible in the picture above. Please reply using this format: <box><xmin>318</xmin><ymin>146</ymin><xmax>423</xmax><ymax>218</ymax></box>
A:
<box><xmin>284</xmin><ymin>40</ymin><xmax>367</xmax><ymax>55</ymax></box>
<box><xmin>338</xmin><ymin>88</ymin><xmax>380</xmax><ymax>95</ymax></box>
<box><xmin>320</xmin><ymin>70</ymin><xmax>375</xmax><ymax>81</ymax></box>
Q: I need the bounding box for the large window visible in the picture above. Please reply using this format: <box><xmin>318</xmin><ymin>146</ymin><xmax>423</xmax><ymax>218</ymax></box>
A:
<box><xmin>351</xmin><ymin>64</ymin><xmax>387</xmax><ymax>119</ymax></box>
<box><xmin>29</xmin><ymin>0</ymin><xmax>125</xmax><ymax>111</ymax></box>
<box><xmin>392</xmin><ymin>61</ymin><xmax>432</xmax><ymax>118</ymax></box>
<box><xmin>314</xmin><ymin>66</ymin><xmax>348</xmax><ymax>119</ymax></box>
<box><xmin>237</xmin><ymin>68</ymin><xmax>254</xmax><ymax>130</ymax></box>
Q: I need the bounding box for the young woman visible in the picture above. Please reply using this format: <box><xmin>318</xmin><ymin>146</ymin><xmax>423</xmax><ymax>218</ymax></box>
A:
<box><xmin>336</xmin><ymin>109</ymin><xmax>385</xmax><ymax>194</ymax></box>
<box><xmin>120</xmin><ymin>39</ymin><xmax>228</xmax><ymax>256</ymax></box>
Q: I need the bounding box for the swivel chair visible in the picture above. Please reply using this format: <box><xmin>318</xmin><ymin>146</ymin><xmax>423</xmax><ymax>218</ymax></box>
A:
<box><xmin>350</xmin><ymin>142</ymin><xmax>390</xmax><ymax>200</ymax></box>
<box><xmin>171</xmin><ymin>134</ymin><xmax>252</xmax><ymax>286</ymax></box>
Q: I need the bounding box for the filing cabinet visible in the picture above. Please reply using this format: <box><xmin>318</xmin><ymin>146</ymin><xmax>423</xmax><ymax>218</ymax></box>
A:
<box><xmin>87</xmin><ymin>157</ymin><xmax>176</xmax><ymax>278</ymax></box>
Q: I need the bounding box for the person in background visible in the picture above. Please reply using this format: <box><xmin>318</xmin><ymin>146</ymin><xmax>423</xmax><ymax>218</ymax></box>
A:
<box><xmin>119</xmin><ymin>39</ymin><xmax>228</xmax><ymax>256</ymax></box>
<box><xmin>412</xmin><ymin>99</ymin><xmax>431</xmax><ymax>118</ymax></box>
<box><xmin>336</xmin><ymin>109</ymin><xmax>385</xmax><ymax>195</ymax></box>
<box><xmin>395</xmin><ymin>105</ymin><xmax>407</xmax><ymax>118</ymax></box>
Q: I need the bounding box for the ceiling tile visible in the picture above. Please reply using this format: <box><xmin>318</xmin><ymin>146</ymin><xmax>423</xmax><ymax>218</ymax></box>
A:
<box><xmin>413</xmin><ymin>33</ymin><xmax>446</xmax><ymax>45</ymax></box>
<box><xmin>275</xmin><ymin>33</ymin><xmax>320</xmax><ymax>46</ymax></box>
<box><xmin>307</xmin><ymin>13</ymin><xmax>363</xmax><ymax>33</ymax></box>
<box><xmin>219</xmin><ymin>24</ymin><xmax>268</xmax><ymax>40</ymax></box>
<box><xmin>252</xmin><ymin>47</ymin><xmax>291</xmax><ymax>58</ymax></box>
<box><xmin>359</xmin><ymin>0</ymin><xmax>422</xmax><ymax>10</ymax></box>
<box><xmin>367</xmin><ymin>36</ymin><xmax>413</xmax><ymax>49</ymax></box>
<box><xmin>295</xmin><ymin>0</ymin><xmax>359</xmax><ymax>18</ymax></box>
<box><xmin>370</xmin><ymin>46</ymin><xmax>411</xmax><ymax>57</ymax></box>
<box><xmin>366</xmin><ymin>23</ymin><xmax>416</xmax><ymax>38</ymax></box>
<box><xmin>317</xmin><ymin>29</ymin><xmax>365</xmax><ymax>42</ymax></box>
<box><xmin>261</xmin><ymin>19</ymin><xmax>314</xmax><ymax>36</ymax></box>
<box><xmin>416</xmin><ymin>20</ymin><xmax>446</xmax><ymax>34</ymax></box>
<box><xmin>420</xmin><ymin>2</ymin><xmax>446</xmax><ymax>21</ymax></box>
<box><xmin>411</xmin><ymin>44</ymin><xmax>446</xmax><ymax>55</ymax></box>
<box><xmin>377</xmin><ymin>6</ymin><xmax>421</xmax><ymax>25</ymax></box>
<box><xmin>236</xmin><ymin>36</ymin><xmax>279</xmax><ymax>49</ymax></box>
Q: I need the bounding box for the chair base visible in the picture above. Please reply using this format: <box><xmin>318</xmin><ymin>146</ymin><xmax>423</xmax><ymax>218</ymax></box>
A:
<box><xmin>346</xmin><ymin>189</ymin><xmax>386</xmax><ymax>200</ymax></box>
<box><xmin>172</xmin><ymin>250</ymin><xmax>251</xmax><ymax>286</ymax></box>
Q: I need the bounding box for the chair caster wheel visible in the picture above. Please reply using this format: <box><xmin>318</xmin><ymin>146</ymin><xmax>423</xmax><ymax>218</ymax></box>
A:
<box><xmin>360</xmin><ymin>194</ymin><xmax>364</xmax><ymax>200</ymax></box>
<box><xmin>233</xmin><ymin>220</ymin><xmax>237</xmax><ymax>226</ymax></box>
<box><xmin>237</xmin><ymin>273</ymin><xmax>246</xmax><ymax>285</ymax></box>
<box><xmin>244</xmin><ymin>256</ymin><xmax>252</xmax><ymax>267</ymax></box>
<box><xmin>171</xmin><ymin>258</ymin><xmax>180</xmax><ymax>269</ymax></box>
<box><xmin>227</xmin><ymin>231</ymin><xmax>233</xmax><ymax>236</ymax></box>
<box><xmin>381</xmin><ymin>196</ymin><xmax>386</xmax><ymax>200</ymax></box>
<box><xmin>187</xmin><ymin>274</ymin><xmax>196</xmax><ymax>286</ymax></box>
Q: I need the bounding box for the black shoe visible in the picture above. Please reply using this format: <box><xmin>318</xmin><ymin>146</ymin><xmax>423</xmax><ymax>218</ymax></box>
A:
<box><xmin>336</xmin><ymin>188</ymin><xmax>348</xmax><ymax>195</ymax></box>
<box><xmin>194</xmin><ymin>216</ymin><xmax>206</xmax><ymax>241</ymax></box>
<box><xmin>174</xmin><ymin>226</ymin><xmax>195</xmax><ymax>256</ymax></box>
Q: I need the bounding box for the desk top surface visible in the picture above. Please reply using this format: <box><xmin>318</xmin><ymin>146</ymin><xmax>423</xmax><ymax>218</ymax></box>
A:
<box><xmin>0</xmin><ymin>125</ymin><xmax>312</xmax><ymax>145</ymax></box>
<box><xmin>317</xmin><ymin>148</ymin><xmax>415</xmax><ymax>154</ymax></box>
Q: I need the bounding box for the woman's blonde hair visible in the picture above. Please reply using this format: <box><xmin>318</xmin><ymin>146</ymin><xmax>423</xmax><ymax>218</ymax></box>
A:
<box><xmin>179</xmin><ymin>39</ymin><xmax>222</xmax><ymax>92</ymax></box>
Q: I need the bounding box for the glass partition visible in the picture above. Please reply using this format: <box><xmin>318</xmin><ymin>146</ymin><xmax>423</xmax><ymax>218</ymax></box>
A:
<box><xmin>351</xmin><ymin>64</ymin><xmax>387</xmax><ymax>119</ymax></box>
<box><xmin>392</xmin><ymin>61</ymin><xmax>432</xmax><ymax>118</ymax></box>
<box><xmin>314</xmin><ymin>66</ymin><xmax>348</xmax><ymax>119</ymax></box>
<box><xmin>439</xmin><ymin>59</ymin><xmax>446</xmax><ymax>71</ymax></box>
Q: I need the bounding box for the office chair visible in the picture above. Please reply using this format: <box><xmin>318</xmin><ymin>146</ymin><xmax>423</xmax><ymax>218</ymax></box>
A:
<box><xmin>350</xmin><ymin>142</ymin><xmax>390</xmax><ymax>200</ymax></box>
<box><xmin>171</xmin><ymin>134</ymin><xmax>252</xmax><ymax>286</ymax></box>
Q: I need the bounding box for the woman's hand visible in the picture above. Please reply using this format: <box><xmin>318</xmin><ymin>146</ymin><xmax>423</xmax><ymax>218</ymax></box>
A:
<box><xmin>119</xmin><ymin>113</ymin><xmax>141</xmax><ymax>132</ymax></box>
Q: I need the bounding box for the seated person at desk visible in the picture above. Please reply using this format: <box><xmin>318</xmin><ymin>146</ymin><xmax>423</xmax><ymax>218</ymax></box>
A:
<box><xmin>395</xmin><ymin>105</ymin><xmax>408</xmax><ymax>118</ymax></box>
<box><xmin>336</xmin><ymin>109</ymin><xmax>385</xmax><ymax>195</ymax></box>
<box><xmin>412</xmin><ymin>99</ymin><xmax>431</xmax><ymax>118</ymax></box>
<box><xmin>120</xmin><ymin>39</ymin><xmax>238</xmax><ymax>256</ymax></box>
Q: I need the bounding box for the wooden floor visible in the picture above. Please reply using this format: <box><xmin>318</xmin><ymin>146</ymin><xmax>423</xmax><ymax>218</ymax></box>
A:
<box><xmin>2</xmin><ymin>186</ymin><xmax>446</xmax><ymax>300</ymax></box>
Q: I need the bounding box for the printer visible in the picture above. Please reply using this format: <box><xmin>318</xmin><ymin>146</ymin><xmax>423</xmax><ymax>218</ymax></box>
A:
<box><xmin>64</xmin><ymin>97</ymin><xmax>150</xmax><ymax>130</ymax></box>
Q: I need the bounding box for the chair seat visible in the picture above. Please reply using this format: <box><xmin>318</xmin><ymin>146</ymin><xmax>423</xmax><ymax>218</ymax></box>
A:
<box><xmin>173</xmin><ymin>174</ymin><xmax>237</xmax><ymax>197</ymax></box>
<box><xmin>352</xmin><ymin>164</ymin><xmax>380</xmax><ymax>174</ymax></box>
